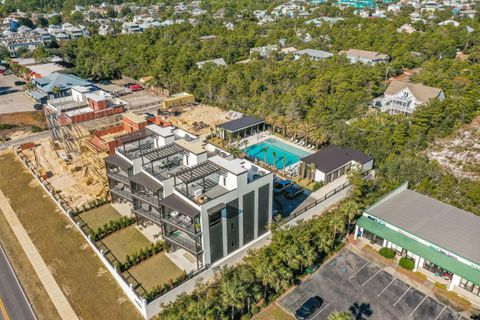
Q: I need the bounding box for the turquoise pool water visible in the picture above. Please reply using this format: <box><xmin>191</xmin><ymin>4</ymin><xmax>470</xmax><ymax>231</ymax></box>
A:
<box><xmin>245</xmin><ymin>138</ymin><xmax>311</xmax><ymax>169</ymax></box>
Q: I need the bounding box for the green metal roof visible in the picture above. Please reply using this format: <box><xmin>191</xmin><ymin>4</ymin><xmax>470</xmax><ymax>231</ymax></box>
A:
<box><xmin>357</xmin><ymin>216</ymin><xmax>480</xmax><ymax>285</ymax></box>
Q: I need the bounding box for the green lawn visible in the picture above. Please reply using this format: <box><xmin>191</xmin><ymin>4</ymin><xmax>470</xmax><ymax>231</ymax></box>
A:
<box><xmin>102</xmin><ymin>225</ymin><xmax>152</xmax><ymax>262</ymax></box>
<box><xmin>130</xmin><ymin>253</ymin><xmax>184</xmax><ymax>291</ymax></box>
<box><xmin>0</xmin><ymin>152</ymin><xmax>141</xmax><ymax>320</ymax></box>
<box><xmin>80</xmin><ymin>204</ymin><xmax>122</xmax><ymax>230</ymax></box>
<box><xmin>254</xmin><ymin>303</ymin><xmax>293</xmax><ymax>320</ymax></box>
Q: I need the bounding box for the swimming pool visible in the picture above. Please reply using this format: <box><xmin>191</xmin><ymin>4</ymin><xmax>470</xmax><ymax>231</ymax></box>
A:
<box><xmin>245</xmin><ymin>138</ymin><xmax>312</xmax><ymax>169</ymax></box>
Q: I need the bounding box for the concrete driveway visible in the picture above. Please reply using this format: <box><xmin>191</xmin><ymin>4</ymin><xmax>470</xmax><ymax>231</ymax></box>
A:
<box><xmin>278</xmin><ymin>249</ymin><xmax>465</xmax><ymax>320</ymax></box>
<box><xmin>0</xmin><ymin>74</ymin><xmax>35</xmax><ymax>115</ymax></box>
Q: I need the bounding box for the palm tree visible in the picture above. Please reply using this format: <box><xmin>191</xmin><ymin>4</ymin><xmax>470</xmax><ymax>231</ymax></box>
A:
<box><xmin>312</xmin><ymin>128</ymin><xmax>328</xmax><ymax>149</ymax></box>
<box><xmin>226</xmin><ymin>131</ymin><xmax>233</xmax><ymax>146</ymax></box>
<box><xmin>287</xmin><ymin>122</ymin><xmax>300</xmax><ymax>141</ymax></box>
<box><xmin>272</xmin><ymin>151</ymin><xmax>277</xmax><ymax>170</ymax></box>
<box><xmin>341</xmin><ymin>200</ymin><xmax>360</xmax><ymax>236</ymax></box>
<box><xmin>282</xmin><ymin>155</ymin><xmax>287</xmax><ymax>173</ymax></box>
<box><xmin>243</xmin><ymin>139</ymin><xmax>249</xmax><ymax>156</ymax></box>
<box><xmin>349</xmin><ymin>303</ymin><xmax>372</xmax><ymax>320</ymax></box>
<box><xmin>300</xmin><ymin>122</ymin><xmax>315</xmax><ymax>145</ymax></box>
<box><xmin>52</xmin><ymin>86</ymin><xmax>61</xmax><ymax>97</ymax></box>
<box><xmin>329</xmin><ymin>213</ymin><xmax>346</xmax><ymax>251</ymax></box>
<box><xmin>219</xmin><ymin>274</ymin><xmax>247</xmax><ymax>320</ymax></box>
<box><xmin>262</xmin><ymin>146</ymin><xmax>268</xmax><ymax>164</ymax></box>
<box><xmin>328</xmin><ymin>311</ymin><xmax>353</xmax><ymax>320</ymax></box>
<box><xmin>308</xmin><ymin>163</ymin><xmax>316</xmax><ymax>181</ymax></box>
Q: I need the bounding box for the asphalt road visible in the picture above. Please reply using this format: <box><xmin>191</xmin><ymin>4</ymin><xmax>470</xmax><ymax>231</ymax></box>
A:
<box><xmin>0</xmin><ymin>245</ymin><xmax>36</xmax><ymax>320</ymax></box>
<box><xmin>0</xmin><ymin>131</ymin><xmax>51</xmax><ymax>151</ymax></box>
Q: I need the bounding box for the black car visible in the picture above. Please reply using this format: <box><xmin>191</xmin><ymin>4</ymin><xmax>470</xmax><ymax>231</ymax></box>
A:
<box><xmin>14</xmin><ymin>80</ymin><xmax>26</xmax><ymax>86</ymax></box>
<box><xmin>295</xmin><ymin>296</ymin><xmax>323</xmax><ymax>320</ymax></box>
<box><xmin>283</xmin><ymin>184</ymin><xmax>304</xmax><ymax>199</ymax></box>
<box><xmin>33</xmin><ymin>103</ymin><xmax>44</xmax><ymax>110</ymax></box>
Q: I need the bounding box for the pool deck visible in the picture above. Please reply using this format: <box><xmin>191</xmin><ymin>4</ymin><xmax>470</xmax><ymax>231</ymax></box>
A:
<box><xmin>242</xmin><ymin>132</ymin><xmax>315</xmax><ymax>156</ymax></box>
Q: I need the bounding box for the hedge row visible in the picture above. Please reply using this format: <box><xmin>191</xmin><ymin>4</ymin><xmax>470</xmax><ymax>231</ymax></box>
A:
<box><xmin>144</xmin><ymin>271</ymin><xmax>188</xmax><ymax>302</ymax></box>
<box><xmin>90</xmin><ymin>216</ymin><xmax>136</xmax><ymax>241</ymax></box>
<box><xmin>116</xmin><ymin>241</ymin><xmax>165</xmax><ymax>272</ymax></box>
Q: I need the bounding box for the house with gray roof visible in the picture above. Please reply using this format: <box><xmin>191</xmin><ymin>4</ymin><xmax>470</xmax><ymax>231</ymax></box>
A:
<box><xmin>300</xmin><ymin>145</ymin><xmax>373</xmax><ymax>183</ymax></box>
<box><xmin>293</xmin><ymin>49</ymin><xmax>333</xmax><ymax>61</ymax></box>
<box><xmin>31</xmin><ymin>72</ymin><xmax>92</xmax><ymax>102</ymax></box>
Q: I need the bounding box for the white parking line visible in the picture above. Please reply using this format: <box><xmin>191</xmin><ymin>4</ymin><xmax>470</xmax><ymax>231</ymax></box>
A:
<box><xmin>310</xmin><ymin>303</ymin><xmax>330</xmax><ymax>319</ymax></box>
<box><xmin>378</xmin><ymin>278</ymin><xmax>396</xmax><ymax>296</ymax></box>
<box><xmin>361</xmin><ymin>269</ymin><xmax>382</xmax><ymax>286</ymax></box>
<box><xmin>393</xmin><ymin>286</ymin><xmax>410</xmax><ymax>306</ymax></box>
<box><xmin>349</xmin><ymin>262</ymin><xmax>369</xmax><ymax>279</ymax></box>
<box><xmin>433</xmin><ymin>305</ymin><xmax>446</xmax><ymax>320</ymax></box>
<box><xmin>409</xmin><ymin>295</ymin><xmax>427</xmax><ymax>316</ymax></box>
<box><xmin>457</xmin><ymin>315</ymin><xmax>464</xmax><ymax>320</ymax></box>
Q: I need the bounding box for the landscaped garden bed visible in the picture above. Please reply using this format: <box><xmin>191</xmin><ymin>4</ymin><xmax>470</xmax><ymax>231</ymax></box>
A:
<box><xmin>79</xmin><ymin>204</ymin><xmax>122</xmax><ymax>230</ymax></box>
<box><xmin>102</xmin><ymin>225</ymin><xmax>152</xmax><ymax>262</ymax></box>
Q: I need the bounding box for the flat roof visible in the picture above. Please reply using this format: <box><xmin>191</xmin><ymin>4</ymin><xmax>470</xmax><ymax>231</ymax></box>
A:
<box><xmin>175</xmin><ymin>139</ymin><xmax>206</xmax><ymax>155</ymax></box>
<box><xmin>218</xmin><ymin>115</ymin><xmax>264</xmax><ymax>132</ymax></box>
<box><xmin>301</xmin><ymin>145</ymin><xmax>371</xmax><ymax>174</ymax></box>
<box><xmin>367</xmin><ymin>188</ymin><xmax>480</xmax><ymax>265</ymax></box>
<box><xmin>146</xmin><ymin>124</ymin><xmax>174</xmax><ymax>137</ymax></box>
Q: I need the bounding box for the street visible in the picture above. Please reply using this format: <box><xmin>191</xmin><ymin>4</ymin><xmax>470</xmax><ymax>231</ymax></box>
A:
<box><xmin>0</xmin><ymin>244</ymin><xmax>36</xmax><ymax>320</ymax></box>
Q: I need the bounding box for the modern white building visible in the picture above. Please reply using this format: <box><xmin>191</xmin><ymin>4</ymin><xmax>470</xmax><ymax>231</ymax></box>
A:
<box><xmin>105</xmin><ymin>125</ymin><xmax>273</xmax><ymax>268</ymax></box>
<box><xmin>355</xmin><ymin>183</ymin><xmax>480</xmax><ymax>298</ymax></box>
<box><xmin>374</xmin><ymin>80</ymin><xmax>445</xmax><ymax>115</ymax></box>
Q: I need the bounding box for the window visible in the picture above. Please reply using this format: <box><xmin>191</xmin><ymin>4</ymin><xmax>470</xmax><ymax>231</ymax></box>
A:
<box><xmin>423</xmin><ymin>261</ymin><xmax>452</xmax><ymax>280</ymax></box>
<box><xmin>390</xmin><ymin>243</ymin><xmax>404</xmax><ymax>255</ymax></box>
<box><xmin>460</xmin><ymin>278</ymin><xmax>480</xmax><ymax>296</ymax></box>
<box><xmin>231</xmin><ymin>241</ymin><xmax>235</xmax><ymax>248</ymax></box>
<box><xmin>230</xmin><ymin>223</ymin><xmax>235</xmax><ymax>231</ymax></box>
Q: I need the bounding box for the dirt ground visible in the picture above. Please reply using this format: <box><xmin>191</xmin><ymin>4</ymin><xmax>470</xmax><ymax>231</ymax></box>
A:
<box><xmin>427</xmin><ymin>115</ymin><xmax>480</xmax><ymax>180</ymax></box>
<box><xmin>22</xmin><ymin>138</ymin><xmax>108</xmax><ymax>208</ymax></box>
<box><xmin>0</xmin><ymin>111</ymin><xmax>48</xmax><ymax>141</ymax></box>
<box><xmin>0</xmin><ymin>152</ymin><xmax>142</xmax><ymax>320</ymax></box>
<box><xmin>169</xmin><ymin>104</ymin><xmax>230</xmax><ymax>135</ymax></box>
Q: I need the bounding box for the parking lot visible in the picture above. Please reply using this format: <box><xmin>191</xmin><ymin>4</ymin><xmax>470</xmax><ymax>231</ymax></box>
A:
<box><xmin>279</xmin><ymin>249</ymin><xmax>465</xmax><ymax>320</ymax></box>
<box><xmin>0</xmin><ymin>74</ymin><xmax>36</xmax><ymax>115</ymax></box>
<box><xmin>272</xmin><ymin>176</ymin><xmax>311</xmax><ymax>218</ymax></box>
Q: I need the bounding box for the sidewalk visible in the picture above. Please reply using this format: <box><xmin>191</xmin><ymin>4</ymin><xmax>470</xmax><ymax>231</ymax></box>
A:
<box><xmin>0</xmin><ymin>190</ymin><xmax>79</xmax><ymax>320</ymax></box>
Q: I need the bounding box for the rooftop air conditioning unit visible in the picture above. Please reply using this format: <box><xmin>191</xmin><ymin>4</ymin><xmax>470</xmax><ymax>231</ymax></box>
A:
<box><xmin>193</xmin><ymin>187</ymin><xmax>203</xmax><ymax>197</ymax></box>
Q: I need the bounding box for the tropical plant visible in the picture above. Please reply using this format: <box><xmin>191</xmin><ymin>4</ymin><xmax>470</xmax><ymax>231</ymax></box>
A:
<box><xmin>329</xmin><ymin>311</ymin><xmax>353</xmax><ymax>320</ymax></box>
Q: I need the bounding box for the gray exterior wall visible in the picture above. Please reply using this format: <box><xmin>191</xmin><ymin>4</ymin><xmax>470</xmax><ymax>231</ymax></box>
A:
<box><xmin>208</xmin><ymin>212</ymin><xmax>224</xmax><ymax>264</ymax></box>
<box><xmin>243</xmin><ymin>191</ymin><xmax>255</xmax><ymax>244</ymax></box>
<box><xmin>257</xmin><ymin>184</ymin><xmax>270</xmax><ymax>235</ymax></box>
<box><xmin>226</xmin><ymin>199</ymin><xmax>240</xmax><ymax>254</ymax></box>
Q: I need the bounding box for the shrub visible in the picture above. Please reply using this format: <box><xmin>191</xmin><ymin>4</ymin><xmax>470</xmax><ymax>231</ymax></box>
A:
<box><xmin>31</xmin><ymin>125</ymin><xmax>43</xmax><ymax>132</ymax></box>
<box><xmin>116</xmin><ymin>241</ymin><xmax>165</xmax><ymax>272</ymax></box>
<box><xmin>399</xmin><ymin>257</ymin><xmax>415</xmax><ymax>270</ymax></box>
<box><xmin>378</xmin><ymin>247</ymin><xmax>396</xmax><ymax>259</ymax></box>
<box><xmin>91</xmin><ymin>216</ymin><xmax>136</xmax><ymax>241</ymax></box>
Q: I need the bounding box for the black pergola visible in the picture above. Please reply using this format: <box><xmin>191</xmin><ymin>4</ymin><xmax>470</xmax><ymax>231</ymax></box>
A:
<box><xmin>174</xmin><ymin>161</ymin><xmax>228</xmax><ymax>198</ymax></box>
<box><xmin>142</xmin><ymin>143</ymin><xmax>185</xmax><ymax>163</ymax></box>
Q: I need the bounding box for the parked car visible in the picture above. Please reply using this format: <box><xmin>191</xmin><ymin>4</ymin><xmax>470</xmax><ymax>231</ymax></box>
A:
<box><xmin>295</xmin><ymin>296</ymin><xmax>323</xmax><ymax>320</ymax></box>
<box><xmin>14</xmin><ymin>80</ymin><xmax>26</xmax><ymax>86</ymax></box>
<box><xmin>0</xmin><ymin>88</ymin><xmax>11</xmax><ymax>95</ymax></box>
<box><xmin>283</xmin><ymin>184</ymin><xmax>304</xmax><ymax>199</ymax></box>
<box><xmin>127</xmin><ymin>84</ymin><xmax>142</xmax><ymax>91</ymax></box>
<box><xmin>274</xmin><ymin>179</ymin><xmax>293</xmax><ymax>193</ymax></box>
<box><xmin>33</xmin><ymin>103</ymin><xmax>44</xmax><ymax>110</ymax></box>
<box><xmin>3</xmin><ymin>70</ymin><xmax>12</xmax><ymax>75</ymax></box>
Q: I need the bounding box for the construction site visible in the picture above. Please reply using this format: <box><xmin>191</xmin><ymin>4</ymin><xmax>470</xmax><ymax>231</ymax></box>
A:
<box><xmin>21</xmin><ymin>85</ymin><xmax>234</xmax><ymax>209</ymax></box>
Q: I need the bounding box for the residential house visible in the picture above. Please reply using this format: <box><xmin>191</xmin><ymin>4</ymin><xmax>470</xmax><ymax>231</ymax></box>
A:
<box><xmin>343</xmin><ymin>48</ymin><xmax>390</xmax><ymax>64</ymax></box>
<box><xmin>293</xmin><ymin>49</ymin><xmax>333</xmax><ymax>61</ymax></box>
<box><xmin>373</xmin><ymin>80</ymin><xmax>444</xmax><ymax>115</ymax></box>
<box><xmin>122</xmin><ymin>22</ymin><xmax>142</xmax><ymax>34</ymax></box>
<box><xmin>397</xmin><ymin>24</ymin><xmax>416</xmax><ymax>33</ymax></box>
<box><xmin>31</xmin><ymin>72</ymin><xmax>92</xmax><ymax>102</ymax></box>
<box><xmin>196</xmin><ymin>58</ymin><xmax>227</xmax><ymax>68</ymax></box>
<box><xmin>249</xmin><ymin>45</ymin><xmax>279</xmax><ymax>58</ymax></box>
